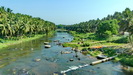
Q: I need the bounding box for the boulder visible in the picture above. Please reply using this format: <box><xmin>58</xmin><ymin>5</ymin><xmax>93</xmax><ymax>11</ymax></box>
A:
<box><xmin>77</xmin><ymin>58</ymin><xmax>80</xmax><ymax>60</ymax></box>
<box><xmin>34</xmin><ymin>58</ymin><xmax>41</xmax><ymax>62</ymax></box>
<box><xmin>69</xmin><ymin>59</ymin><xmax>74</xmax><ymax>61</ymax></box>
<box><xmin>44</xmin><ymin>42</ymin><xmax>49</xmax><ymax>45</ymax></box>
<box><xmin>61</xmin><ymin>51</ymin><xmax>72</xmax><ymax>54</ymax></box>
<box><xmin>45</xmin><ymin>45</ymin><xmax>51</xmax><ymax>48</ymax></box>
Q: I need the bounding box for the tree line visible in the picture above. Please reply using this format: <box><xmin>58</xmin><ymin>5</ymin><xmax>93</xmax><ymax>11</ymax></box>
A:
<box><xmin>0</xmin><ymin>6</ymin><xmax>56</xmax><ymax>39</ymax></box>
<box><xmin>61</xmin><ymin>8</ymin><xmax>133</xmax><ymax>36</ymax></box>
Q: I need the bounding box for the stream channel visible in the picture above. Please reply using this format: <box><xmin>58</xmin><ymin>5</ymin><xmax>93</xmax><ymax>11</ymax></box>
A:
<box><xmin>0</xmin><ymin>32</ymin><xmax>132</xmax><ymax>75</ymax></box>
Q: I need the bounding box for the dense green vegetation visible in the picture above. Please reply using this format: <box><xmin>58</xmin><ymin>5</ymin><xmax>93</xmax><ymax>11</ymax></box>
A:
<box><xmin>96</xmin><ymin>19</ymin><xmax>119</xmax><ymax>38</ymax></box>
<box><xmin>0</xmin><ymin>6</ymin><xmax>56</xmax><ymax>40</ymax></box>
<box><xmin>64</xmin><ymin>19</ymin><xmax>100</xmax><ymax>33</ymax></box>
<box><xmin>64</xmin><ymin>8</ymin><xmax>133</xmax><ymax>35</ymax></box>
<box><xmin>60</xmin><ymin>8</ymin><xmax>133</xmax><ymax>48</ymax></box>
<box><xmin>58</xmin><ymin>8</ymin><xmax>133</xmax><ymax>67</ymax></box>
<box><xmin>0</xmin><ymin>6</ymin><xmax>56</xmax><ymax>49</ymax></box>
<box><xmin>62</xmin><ymin>31</ymin><xmax>133</xmax><ymax>66</ymax></box>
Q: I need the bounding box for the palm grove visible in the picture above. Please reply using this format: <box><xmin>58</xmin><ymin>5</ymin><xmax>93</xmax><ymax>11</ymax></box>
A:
<box><xmin>0</xmin><ymin>6</ymin><xmax>56</xmax><ymax>40</ymax></box>
<box><xmin>59</xmin><ymin>8</ymin><xmax>133</xmax><ymax>47</ymax></box>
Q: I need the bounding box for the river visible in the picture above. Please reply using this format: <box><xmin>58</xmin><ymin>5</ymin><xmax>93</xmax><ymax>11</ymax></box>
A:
<box><xmin>0</xmin><ymin>32</ymin><xmax>132</xmax><ymax>75</ymax></box>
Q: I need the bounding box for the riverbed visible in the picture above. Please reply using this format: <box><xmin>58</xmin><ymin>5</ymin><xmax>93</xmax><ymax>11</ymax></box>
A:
<box><xmin>0</xmin><ymin>32</ymin><xmax>132</xmax><ymax>75</ymax></box>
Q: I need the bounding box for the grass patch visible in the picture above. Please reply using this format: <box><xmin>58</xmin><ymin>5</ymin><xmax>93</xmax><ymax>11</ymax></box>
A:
<box><xmin>88</xmin><ymin>50</ymin><xmax>102</xmax><ymax>56</ymax></box>
<box><xmin>62</xmin><ymin>43</ymin><xmax>80</xmax><ymax>48</ymax></box>
<box><xmin>65</xmin><ymin>31</ymin><xmax>133</xmax><ymax>67</ymax></box>
<box><xmin>63</xmin><ymin>31</ymin><xmax>127</xmax><ymax>52</ymax></box>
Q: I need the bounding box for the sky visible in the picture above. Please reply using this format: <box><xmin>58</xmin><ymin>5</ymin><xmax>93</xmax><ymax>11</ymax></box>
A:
<box><xmin>0</xmin><ymin>0</ymin><xmax>133</xmax><ymax>25</ymax></box>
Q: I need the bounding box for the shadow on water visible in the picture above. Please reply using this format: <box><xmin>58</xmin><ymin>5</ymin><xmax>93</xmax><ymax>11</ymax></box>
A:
<box><xmin>0</xmin><ymin>32</ymin><xmax>133</xmax><ymax>75</ymax></box>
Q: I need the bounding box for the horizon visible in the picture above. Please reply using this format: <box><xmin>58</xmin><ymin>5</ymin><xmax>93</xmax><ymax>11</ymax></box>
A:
<box><xmin>1</xmin><ymin>0</ymin><xmax>133</xmax><ymax>25</ymax></box>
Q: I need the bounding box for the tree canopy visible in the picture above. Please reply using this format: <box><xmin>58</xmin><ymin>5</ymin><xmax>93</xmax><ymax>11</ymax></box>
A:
<box><xmin>63</xmin><ymin>8</ymin><xmax>133</xmax><ymax>36</ymax></box>
<box><xmin>96</xmin><ymin>19</ymin><xmax>119</xmax><ymax>38</ymax></box>
<box><xmin>0</xmin><ymin>6</ymin><xmax>56</xmax><ymax>39</ymax></box>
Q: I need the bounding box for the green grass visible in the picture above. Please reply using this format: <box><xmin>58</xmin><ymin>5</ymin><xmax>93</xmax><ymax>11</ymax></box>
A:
<box><xmin>120</xmin><ymin>56</ymin><xmax>133</xmax><ymax>66</ymax></box>
<box><xmin>62</xmin><ymin>43</ymin><xmax>80</xmax><ymax>48</ymax></box>
<box><xmin>65</xmin><ymin>31</ymin><xmax>133</xmax><ymax>67</ymax></box>
<box><xmin>65</xmin><ymin>31</ymin><xmax>126</xmax><ymax>50</ymax></box>
<box><xmin>88</xmin><ymin>50</ymin><xmax>102</xmax><ymax>56</ymax></box>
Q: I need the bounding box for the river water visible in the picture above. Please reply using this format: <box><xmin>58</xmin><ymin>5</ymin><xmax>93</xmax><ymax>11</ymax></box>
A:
<box><xmin>0</xmin><ymin>32</ymin><xmax>132</xmax><ymax>75</ymax></box>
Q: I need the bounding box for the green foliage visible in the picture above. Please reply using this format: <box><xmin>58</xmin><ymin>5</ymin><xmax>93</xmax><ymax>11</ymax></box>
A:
<box><xmin>120</xmin><ymin>55</ymin><xmax>133</xmax><ymax>66</ymax></box>
<box><xmin>56</xmin><ymin>24</ymin><xmax>66</xmax><ymax>29</ymax></box>
<box><xmin>62</xmin><ymin>43</ymin><xmax>79</xmax><ymax>48</ymax></box>
<box><xmin>112</xmin><ymin>37</ymin><xmax>129</xmax><ymax>43</ymax></box>
<box><xmin>101</xmin><ymin>47</ymin><xmax>117</xmax><ymax>56</ymax></box>
<box><xmin>0</xmin><ymin>6</ymin><xmax>56</xmax><ymax>39</ymax></box>
<box><xmin>65</xmin><ymin>19</ymin><xmax>101</xmax><ymax>33</ymax></box>
<box><xmin>0</xmin><ymin>39</ymin><xmax>5</xmax><ymax>43</ymax></box>
<box><xmin>96</xmin><ymin>19</ymin><xmax>119</xmax><ymax>38</ymax></box>
<box><xmin>82</xmin><ymin>47</ymin><xmax>88</xmax><ymax>51</ymax></box>
<box><xmin>81</xmin><ymin>43</ymin><xmax>90</xmax><ymax>47</ymax></box>
<box><xmin>104</xmin><ymin>31</ymin><xmax>112</xmax><ymax>38</ymax></box>
<box><xmin>88</xmin><ymin>50</ymin><xmax>102</xmax><ymax>56</ymax></box>
<box><xmin>63</xmin><ymin>8</ymin><xmax>133</xmax><ymax>39</ymax></box>
<box><xmin>87</xmin><ymin>33</ymin><xmax>97</xmax><ymax>39</ymax></box>
<box><xmin>128</xmin><ymin>35</ymin><xmax>133</xmax><ymax>47</ymax></box>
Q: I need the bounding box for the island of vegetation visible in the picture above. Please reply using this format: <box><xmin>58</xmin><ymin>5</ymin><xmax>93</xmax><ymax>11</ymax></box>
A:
<box><xmin>0</xmin><ymin>6</ymin><xmax>56</xmax><ymax>49</ymax></box>
<box><xmin>57</xmin><ymin>8</ymin><xmax>133</xmax><ymax>67</ymax></box>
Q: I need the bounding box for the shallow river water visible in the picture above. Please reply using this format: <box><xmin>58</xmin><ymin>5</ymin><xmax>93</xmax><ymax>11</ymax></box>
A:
<box><xmin>0</xmin><ymin>32</ymin><xmax>132</xmax><ymax>75</ymax></box>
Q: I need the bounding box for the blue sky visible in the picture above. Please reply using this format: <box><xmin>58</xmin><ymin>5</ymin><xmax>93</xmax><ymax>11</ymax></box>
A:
<box><xmin>0</xmin><ymin>0</ymin><xmax>133</xmax><ymax>25</ymax></box>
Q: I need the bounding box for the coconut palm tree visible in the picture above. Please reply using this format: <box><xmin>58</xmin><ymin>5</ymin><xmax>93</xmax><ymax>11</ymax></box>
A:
<box><xmin>0</xmin><ymin>6</ymin><xmax>56</xmax><ymax>39</ymax></box>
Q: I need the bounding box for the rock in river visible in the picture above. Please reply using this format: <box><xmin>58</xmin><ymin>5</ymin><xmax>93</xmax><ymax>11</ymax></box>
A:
<box><xmin>61</xmin><ymin>51</ymin><xmax>72</xmax><ymax>54</ymax></box>
<box><xmin>44</xmin><ymin>42</ymin><xmax>49</xmax><ymax>45</ymax></box>
<box><xmin>69</xmin><ymin>59</ymin><xmax>74</xmax><ymax>61</ymax></box>
<box><xmin>54</xmin><ymin>40</ymin><xmax>59</xmax><ymax>42</ymax></box>
<box><xmin>34</xmin><ymin>58</ymin><xmax>41</xmax><ymax>62</ymax></box>
<box><xmin>45</xmin><ymin>45</ymin><xmax>51</xmax><ymax>48</ymax></box>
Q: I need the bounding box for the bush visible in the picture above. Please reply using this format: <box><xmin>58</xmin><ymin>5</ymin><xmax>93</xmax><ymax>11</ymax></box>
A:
<box><xmin>72</xmin><ymin>37</ymin><xmax>80</xmax><ymax>42</ymax></box>
<box><xmin>102</xmin><ymin>47</ymin><xmax>116</xmax><ymax>56</ymax></box>
<box><xmin>96</xmin><ymin>19</ymin><xmax>119</xmax><ymax>38</ymax></box>
<box><xmin>82</xmin><ymin>48</ymin><xmax>88</xmax><ymax>51</ymax></box>
<box><xmin>81</xmin><ymin>43</ymin><xmax>90</xmax><ymax>47</ymax></box>
<box><xmin>104</xmin><ymin>31</ymin><xmax>112</xmax><ymax>38</ymax></box>
<box><xmin>112</xmin><ymin>37</ymin><xmax>129</xmax><ymax>43</ymax></box>
<box><xmin>0</xmin><ymin>39</ymin><xmax>5</xmax><ymax>43</ymax></box>
<box><xmin>120</xmin><ymin>56</ymin><xmax>133</xmax><ymax>66</ymax></box>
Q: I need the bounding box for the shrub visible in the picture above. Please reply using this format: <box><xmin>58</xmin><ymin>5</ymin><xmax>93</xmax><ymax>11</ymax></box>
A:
<box><xmin>102</xmin><ymin>47</ymin><xmax>116</xmax><ymax>56</ymax></box>
<box><xmin>120</xmin><ymin>56</ymin><xmax>133</xmax><ymax>66</ymax></box>
<box><xmin>112</xmin><ymin>37</ymin><xmax>129</xmax><ymax>43</ymax></box>
<box><xmin>82</xmin><ymin>48</ymin><xmax>88</xmax><ymax>51</ymax></box>
<box><xmin>96</xmin><ymin>19</ymin><xmax>119</xmax><ymax>38</ymax></box>
<box><xmin>0</xmin><ymin>39</ymin><xmax>5</xmax><ymax>43</ymax></box>
<box><xmin>81</xmin><ymin>43</ymin><xmax>90</xmax><ymax>47</ymax></box>
<box><xmin>104</xmin><ymin>31</ymin><xmax>112</xmax><ymax>38</ymax></box>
